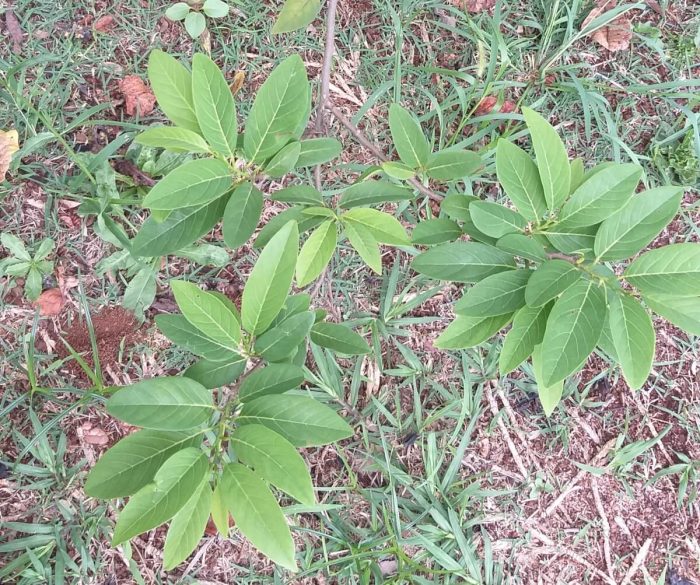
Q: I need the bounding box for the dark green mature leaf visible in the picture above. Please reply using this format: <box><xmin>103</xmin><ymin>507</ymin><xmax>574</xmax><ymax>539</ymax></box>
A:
<box><xmin>254</xmin><ymin>208</ymin><xmax>317</xmax><ymax>248</ymax></box>
<box><xmin>525</xmin><ymin>259</ymin><xmax>581</xmax><ymax>307</ymax></box>
<box><xmin>495</xmin><ymin>139</ymin><xmax>547</xmax><ymax>222</ymax></box>
<box><xmin>273</xmin><ymin>293</ymin><xmax>311</xmax><ymax>325</ymax></box>
<box><xmin>388</xmin><ymin>104</ymin><xmax>430</xmax><ymax>168</ymax></box>
<box><xmin>255</xmin><ymin>311</ymin><xmax>315</xmax><ymax>362</ymax></box>
<box><xmin>500</xmin><ymin>303</ymin><xmax>550</xmax><ymax>374</ymax></box>
<box><xmin>523</xmin><ymin>107</ymin><xmax>570</xmax><ymax>211</ymax></box>
<box><xmin>344</xmin><ymin>221</ymin><xmax>382</xmax><ymax>274</ymax></box>
<box><xmin>557</xmin><ymin>164</ymin><xmax>642</xmax><ymax>229</ymax></box>
<box><xmin>296</xmin><ymin>221</ymin><xmax>337</xmax><ymax>287</ymax></box>
<box><xmin>244</xmin><ymin>55</ymin><xmax>309</xmax><ymax>163</ymax></box>
<box><xmin>143</xmin><ymin>159</ymin><xmax>232</xmax><ymax>211</ymax></box>
<box><xmin>210</xmin><ymin>481</ymin><xmax>229</xmax><ymax>536</ymax></box>
<box><xmin>185</xmin><ymin>356</ymin><xmax>246</xmax><ymax>389</ymax></box>
<box><xmin>455</xmin><ymin>269</ymin><xmax>531</xmax><ymax>316</ymax></box>
<box><xmin>220</xmin><ymin>464</ymin><xmax>296</xmax><ymax>571</ymax></box>
<box><xmin>136</xmin><ymin>127</ymin><xmax>211</xmax><ymax>153</ymax></box>
<box><xmin>112</xmin><ymin>448</ymin><xmax>209</xmax><ymax>545</ymax></box>
<box><xmin>148</xmin><ymin>50</ymin><xmax>200</xmax><ymax>133</ymax></box>
<box><xmin>594</xmin><ymin>187</ymin><xmax>684</xmax><ymax>261</ymax></box>
<box><xmin>265</xmin><ymin>141</ymin><xmax>301</xmax><ymax>178</ymax></box>
<box><xmin>532</xmin><ymin>344</ymin><xmax>563</xmax><ymax>416</ymax></box>
<box><xmin>156</xmin><ymin>314</ymin><xmax>232</xmax><ymax>362</ymax></box>
<box><xmin>223</xmin><ymin>182</ymin><xmax>263</xmax><ymax>248</ymax></box>
<box><xmin>310</xmin><ymin>322</ymin><xmax>370</xmax><ymax>355</ymax></box>
<box><xmin>434</xmin><ymin>314</ymin><xmax>513</xmax><ymax>349</ymax></box>
<box><xmin>123</xmin><ymin>266</ymin><xmax>157</xmax><ymax>316</ymax></box>
<box><xmin>107</xmin><ymin>377</ymin><xmax>214</xmax><ymax>430</ymax></box>
<box><xmin>342</xmin><ymin>208</ymin><xmax>410</xmax><ymax>245</ymax></box>
<box><xmin>231</xmin><ymin>424</ymin><xmax>314</xmax><ymax>505</ymax></box>
<box><xmin>192</xmin><ymin>53</ymin><xmax>237</xmax><ymax>157</ymax></box>
<box><xmin>295</xmin><ymin>138</ymin><xmax>341</xmax><ymax>167</ymax></box>
<box><xmin>540</xmin><ymin>279</ymin><xmax>606</xmax><ymax>385</ymax></box>
<box><xmin>608</xmin><ymin>293</ymin><xmax>654</xmax><ymax>390</ymax></box>
<box><xmin>425</xmin><ymin>150</ymin><xmax>481</xmax><ymax>181</ymax></box>
<box><xmin>382</xmin><ymin>161</ymin><xmax>415</xmax><ymax>180</ymax></box>
<box><xmin>238</xmin><ymin>363</ymin><xmax>305</xmax><ymax>402</ymax></box>
<box><xmin>570</xmin><ymin>158</ymin><xmax>585</xmax><ymax>193</ymax></box>
<box><xmin>643</xmin><ymin>294</ymin><xmax>700</xmax><ymax>336</ymax></box>
<box><xmin>271</xmin><ymin>185</ymin><xmax>323</xmax><ymax>206</ymax></box>
<box><xmin>412</xmin><ymin>219</ymin><xmax>462</xmax><ymax>245</ymax></box>
<box><xmin>85</xmin><ymin>429</ymin><xmax>203</xmax><ymax>499</ymax></box>
<box><xmin>339</xmin><ymin>180</ymin><xmax>415</xmax><ymax>209</ymax></box>
<box><xmin>441</xmin><ymin>194</ymin><xmax>477</xmax><ymax>222</ymax></box>
<box><xmin>470</xmin><ymin>201</ymin><xmax>528</xmax><ymax>238</ymax></box>
<box><xmin>242</xmin><ymin>221</ymin><xmax>299</xmax><ymax>334</ymax></box>
<box><xmin>412</xmin><ymin>242</ymin><xmax>516</xmax><ymax>283</ymax></box>
<box><xmin>238</xmin><ymin>395</ymin><xmax>353</xmax><ymax>446</ymax></box>
<box><xmin>272</xmin><ymin>0</ymin><xmax>322</xmax><ymax>34</ymax></box>
<box><xmin>544</xmin><ymin>223</ymin><xmax>598</xmax><ymax>254</ymax></box>
<box><xmin>496</xmin><ymin>233</ymin><xmax>546</xmax><ymax>262</ymax></box>
<box><xmin>624</xmin><ymin>244</ymin><xmax>700</xmax><ymax>297</ymax></box>
<box><xmin>163</xmin><ymin>477</ymin><xmax>211</xmax><ymax>570</ymax></box>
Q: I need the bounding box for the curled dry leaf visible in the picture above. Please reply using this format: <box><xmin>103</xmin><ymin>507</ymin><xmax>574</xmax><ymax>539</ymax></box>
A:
<box><xmin>5</xmin><ymin>10</ymin><xmax>24</xmax><ymax>52</ymax></box>
<box><xmin>79</xmin><ymin>424</ymin><xmax>110</xmax><ymax>446</ymax></box>
<box><xmin>35</xmin><ymin>288</ymin><xmax>65</xmax><ymax>316</ymax></box>
<box><xmin>229</xmin><ymin>70</ymin><xmax>246</xmax><ymax>96</ymax></box>
<box><xmin>118</xmin><ymin>76</ymin><xmax>156</xmax><ymax>117</ymax></box>
<box><xmin>94</xmin><ymin>15</ymin><xmax>116</xmax><ymax>33</ymax></box>
<box><xmin>581</xmin><ymin>5</ymin><xmax>632</xmax><ymax>52</ymax></box>
<box><xmin>0</xmin><ymin>130</ymin><xmax>20</xmax><ymax>182</ymax></box>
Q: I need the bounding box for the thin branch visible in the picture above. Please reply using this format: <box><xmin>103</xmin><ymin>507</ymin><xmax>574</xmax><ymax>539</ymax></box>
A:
<box><xmin>315</xmin><ymin>0</ymin><xmax>339</xmax><ymax>135</ymax></box>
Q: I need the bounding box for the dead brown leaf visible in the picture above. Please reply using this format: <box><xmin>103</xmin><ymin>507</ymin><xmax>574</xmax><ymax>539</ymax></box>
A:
<box><xmin>35</xmin><ymin>288</ymin><xmax>65</xmax><ymax>316</ymax></box>
<box><xmin>452</xmin><ymin>0</ymin><xmax>496</xmax><ymax>13</ymax></box>
<box><xmin>79</xmin><ymin>424</ymin><xmax>110</xmax><ymax>446</ymax></box>
<box><xmin>474</xmin><ymin>96</ymin><xmax>498</xmax><ymax>116</ymax></box>
<box><xmin>229</xmin><ymin>71</ymin><xmax>246</xmax><ymax>96</ymax></box>
<box><xmin>94</xmin><ymin>15</ymin><xmax>116</xmax><ymax>33</ymax></box>
<box><xmin>5</xmin><ymin>10</ymin><xmax>24</xmax><ymax>52</ymax></box>
<box><xmin>581</xmin><ymin>6</ymin><xmax>632</xmax><ymax>52</ymax></box>
<box><xmin>0</xmin><ymin>130</ymin><xmax>19</xmax><ymax>182</ymax></box>
<box><xmin>118</xmin><ymin>76</ymin><xmax>156</xmax><ymax>117</ymax></box>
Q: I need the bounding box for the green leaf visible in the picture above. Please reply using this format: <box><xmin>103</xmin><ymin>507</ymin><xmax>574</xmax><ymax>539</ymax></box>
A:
<box><xmin>1</xmin><ymin>233</ymin><xmax>30</xmax><ymax>260</ymax></box>
<box><xmin>411</xmin><ymin>242</ymin><xmax>515</xmax><ymax>283</ymax></box>
<box><xmin>544</xmin><ymin>223</ymin><xmax>598</xmax><ymax>254</ymax></box>
<box><xmin>238</xmin><ymin>364</ymin><xmax>305</xmax><ymax>402</ymax></box>
<box><xmin>425</xmin><ymin>150</ymin><xmax>481</xmax><ymax>181</ymax></box>
<box><xmin>143</xmin><ymin>159</ymin><xmax>232</xmax><ymax>211</ymax></box>
<box><xmin>455</xmin><ymin>269</ymin><xmax>531</xmax><ymax>317</ymax></box>
<box><xmin>532</xmin><ymin>344</ymin><xmax>563</xmax><ymax>417</ymax></box>
<box><xmin>569</xmin><ymin>158</ymin><xmax>585</xmax><ymax>193</ymax></box>
<box><xmin>223</xmin><ymin>182</ymin><xmax>263</xmax><ymax>248</ymax></box>
<box><xmin>624</xmin><ymin>243</ymin><xmax>700</xmax><ymax>297</ymax></box>
<box><xmin>239</xmin><ymin>395</ymin><xmax>353</xmax><ymax>447</ymax></box>
<box><xmin>500</xmin><ymin>303</ymin><xmax>551</xmax><ymax>374</ymax></box>
<box><xmin>185</xmin><ymin>356</ymin><xmax>246</xmax><ymax>389</ymax></box>
<box><xmin>192</xmin><ymin>53</ymin><xmax>237</xmax><ymax>157</ymax></box>
<box><xmin>255</xmin><ymin>208</ymin><xmax>323</xmax><ymax>247</ymax></box>
<box><xmin>594</xmin><ymin>186</ymin><xmax>684</xmax><ymax>261</ymax></box>
<box><xmin>310</xmin><ymin>322</ymin><xmax>370</xmax><ymax>355</ymax></box>
<box><xmin>272</xmin><ymin>0</ymin><xmax>322</xmax><ymax>33</ymax></box>
<box><xmin>540</xmin><ymin>279</ymin><xmax>606</xmax><ymax>386</ymax></box>
<box><xmin>123</xmin><ymin>266</ymin><xmax>157</xmax><ymax>316</ymax></box>
<box><xmin>176</xmin><ymin>242</ymin><xmax>229</xmax><ymax>267</ymax></box>
<box><xmin>295</xmin><ymin>138</ymin><xmax>341</xmax><ymax>167</ymax></box>
<box><xmin>25</xmin><ymin>268</ymin><xmax>42</xmax><ymax>301</ymax></box>
<box><xmin>244</xmin><ymin>55</ymin><xmax>310</xmax><ymax>163</ymax></box>
<box><xmin>163</xmin><ymin>477</ymin><xmax>212</xmax><ymax>569</ymax></box>
<box><xmin>242</xmin><ymin>221</ymin><xmax>299</xmax><ymax>334</ymax></box>
<box><xmin>525</xmin><ymin>259</ymin><xmax>581</xmax><ymax>307</ymax></box>
<box><xmin>107</xmin><ymin>377</ymin><xmax>214</xmax><ymax>430</ymax></box>
<box><xmin>255</xmin><ymin>311</ymin><xmax>315</xmax><ymax>362</ymax></box>
<box><xmin>112</xmin><ymin>448</ymin><xmax>208</xmax><ymax>545</ymax></box>
<box><xmin>388</xmin><ymin>104</ymin><xmax>430</xmax><ymax>168</ymax></box>
<box><xmin>273</xmin><ymin>293</ymin><xmax>311</xmax><ymax>324</ymax></box>
<box><xmin>522</xmin><ymin>107</ymin><xmax>570</xmax><ymax>211</ymax></box>
<box><xmin>220</xmin><ymin>464</ymin><xmax>296</xmax><ymax>570</ymax></box>
<box><xmin>495</xmin><ymin>139</ymin><xmax>547</xmax><ymax>222</ymax></box>
<box><xmin>271</xmin><ymin>185</ymin><xmax>323</xmax><ymax>206</ymax></box>
<box><xmin>339</xmin><ymin>180</ymin><xmax>415</xmax><ymax>209</ymax></box>
<box><xmin>184</xmin><ymin>11</ymin><xmax>206</xmax><ymax>37</ymax></box>
<box><xmin>136</xmin><ymin>127</ymin><xmax>211</xmax><ymax>153</ymax></box>
<box><xmin>441</xmin><ymin>194</ymin><xmax>477</xmax><ymax>222</ymax></box>
<box><xmin>342</xmin><ymin>208</ymin><xmax>409</xmax><ymax>245</ymax></box>
<box><xmin>155</xmin><ymin>314</ymin><xmax>233</xmax><ymax>362</ymax></box>
<box><xmin>202</xmin><ymin>0</ymin><xmax>229</xmax><ymax>18</ymax></box>
<box><xmin>496</xmin><ymin>233</ymin><xmax>546</xmax><ymax>262</ymax></box>
<box><xmin>85</xmin><ymin>429</ymin><xmax>203</xmax><ymax>499</ymax></box>
<box><xmin>210</xmin><ymin>481</ymin><xmax>229</xmax><ymax>536</ymax></box>
<box><xmin>1</xmin><ymin>260</ymin><xmax>29</xmax><ymax>278</ymax></box>
<box><xmin>265</xmin><ymin>141</ymin><xmax>301</xmax><ymax>178</ymax></box>
<box><xmin>643</xmin><ymin>294</ymin><xmax>700</xmax><ymax>336</ymax></box>
<box><xmin>558</xmin><ymin>163</ymin><xmax>642</xmax><ymax>229</ymax></box>
<box><xmin>148</xmin><ymin>50</ymin><xmax>200</xmax><ymax>132</ymax></box>
<box><xmin>296</xmin><ymin>221</ymin><xmax>337</xmax><ymax>287</ymax></box>
<box><xmin>343</xmin><ymin>221</ymin><xmax>382</xmax><ymax>274</ymax></box>
<box><xmin>469</xmin><ymin>201</ymin><xmax>528</xmax><ymax>238</ymax></box>
<box><xmin>412</xmin><ymin>218</ymin><xmax>462</xmax><ymax>245</ymax></box>
<box><xmin>165</xmin><ymin>2</ymin><xmax>190</xmax><ymax>20</ymax></box>
<box><xmin>434</xmin><ymin>314</ymin><xmax>513</xmax><ymax>349</ymax></box>
<box><xmin>171</xmin><ymin>280</ymin><xmax>241</xmax><ymax>350</ymax></box>
<box><xmin>608</xmin><ymin>293</ymin><xmax>655</xmax><ymax>390</ymax></box>
<box><xmin>382</xmin><ymin>161</ymin><xmax>415</xmax><ymax>180</ymax></box>
<box><xmin>231</xmin><ymin>425</ymin><xmax>314</xmax><ymax>505</ymax></box>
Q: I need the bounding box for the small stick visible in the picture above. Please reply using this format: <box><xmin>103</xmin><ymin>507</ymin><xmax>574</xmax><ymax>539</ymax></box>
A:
<box><xmin>620</xmin><ymin>539</ymin><xmax>652</xmax><ymax>585</ymax></box>
<box><xmin>315</xmin><ymin>0</ymin><xmax>339</xmax><ymax>135</ymax></box>
<box><xmin>486</xmin><ymin>381</ymin><xmax>528</xmax><ymax>479</ymax></box>
<box><xmin>592</xmin><ymin>479</ymin><xmax>615</xmax><ymax>581</ymax></box>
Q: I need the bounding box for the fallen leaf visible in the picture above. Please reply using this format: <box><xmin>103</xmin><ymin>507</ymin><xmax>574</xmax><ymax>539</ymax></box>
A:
<box><xmin>35</xmin><ymin>288</ymin><xmax>65</xmax><ymax>316</ymax></box>
<box><xmin>453</xmin><ymin>0</ymin><xmax>496</xmax><ymax>13</ymax></box>
<box><xmin>94</xmin><ymin>15</ymin><xmax>116</xmax><ymax>32</ymax></box>
<box><xmin>118</xmin><ymin>76</ymin><xmax>156</xmax><ymax>117</ymax></box>
<box><xmin>581</xmin><ymin>5</ymin><xmax>632</xmax><ymax>52</ymax></box>
<box><xmin>79</xmin><ymin>424</ymin><xmax>110</xmax><ymax>446</ymax></box>
<box><xmin>5</xmin><ymin>10</ymin><xmax>24</xmax><ymax>52</ymax></box>
<box><xmin>473</xmin><ymin>96</ymin><xmax>498</xmax><ymax>116</ymax></box>
<box><xmin>229</xmin><ymin>71</ymin><xmax>245</xmax><ymax>96</ymax></box>
<box><xmin>0</xmin><ymin>130</ymin><xmax>20</xmax><ymax>182</ymax></box>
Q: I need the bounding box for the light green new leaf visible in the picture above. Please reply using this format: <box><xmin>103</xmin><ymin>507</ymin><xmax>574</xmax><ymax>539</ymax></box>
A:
<box><xmin>540</xmin><ymin>279</ymin><xmax>606</xmax><ymax>386</ymax></box>
<box><xmin>244</xmin><ymin>55</ymin><xmax>309</xmax><ymax>163</ymax></box>
<box><xmin>525</xmin><ymin>259</ymin><xmax>581</xmax><ymax>307</ymax></box>
<box><xmin>569</xmin><ymin>158</ymin><xmax>585</xmax><ymax>193</ymax></box>
<box><xmin>496</xmin><ymin>233</ymin><xmax>546</xmax><ymax>262</ymax></box>
<box><xmin>295</xmin><ymin>138</ymin><xmax>341</xmax><ymax>167</ymax></box>
<box><xmin>344</xmin><ymin>220</ymin><xmax>382</xmax><ymax>274</ymax></box>
<box><xmin>469</xmin><ymin>201</ymin><xmax>528</xmax><ymax>238</ymax></box>
<box><xmin>155</xmin><ymin>314</ymin><xmax>232</xmax><ymax>362</ymax></box>
<box><xmin>238</xmin><ymin>363</ymin><xmax>305</xmax><ymax>402</ymax></box>
<box><xmin>339</xmin><ymin>180</ymin><xmax>415</xmax><ymax>209</ymax></box>
<box><xmin>388</xmin><ymin>104</ymin><xmax>430</xmax><ymax>169</ymax></box>
<box><xmin>202</xmin><ymin>0</ymin><xmax>229</xmax><ymax>18</ymax></box>
<box><xmin>242</xmin><ymin>221</ymin><xmax>299</xmax><ymax>334</ymax></box>
<box><xmin>522</xmin><ymin>107</ymin><xmax>570</xmax><ymax>211</ymax></box>
<box><xmin>210</xmin><ymin>481</ymin><xmax>229</xmax><ymax>536</ymax></box>
<box><xmin>25</xmin><ymin>268</ymin><xmax>42</xmax><ymax>301</ymax></box>
<box><xmin>184</xmin><ymin>11</ymin><xmax>206</xmax><ymax>38</ymax></box>
<box><xmin>382</xmin><ymin>161</ymin><xmax>416</xmax><ymax>180</ymax></box>
<box><xmin>434</xmin><ymin>313</ymin><xmax>513</xmax><ymax>349</ymax></box>
<box><xmin>643</xmin><ymin>294</ymin><xmax>700</xmax><ymax>336</ymax></box>
<box><xmin>310</xmin><ymin>322</ymin><xmax>370</xmax><ymax>355</ymax></box>
<box><xmin>594</xmin><ymin>187</ymin><xmax>684</xmax><ymax>261</ymax></box>
<box><xmin>342</xmin><ymin>208</ymin><xmax>410</xmax><ymax>245</ymax></box>
<box><xmin>163</xmin><ymin>477</ymin><xmax>212</xmax><ymax>569</ymax></box>
<box><xmin>412</xmin><ymin>242</ymin><xmax>515</xmax><ymax>283</ymax></box>
<box><xmin>271</xmin><ymin>185</ymin><xmax>323</xmax><ymax>206</ymax></box>
<box><xmin>412</xmin><ymin>219</ymin><xmax>462</xmax><ymax>245</ymax></box>
<box><xmin>495</xmin><ymin>139</ymin><xmax>547</xmax><ymax>222</ymax></box>
<box><xmin>500</xmin><ymin>303</ymin><xmax>551</xmax><ymax>374</ymax></box>
<box><xmin>624</xmin><ymin>243</ymin><xmax>700</xmax><ymax>297</ymax></box>
<box><xmin>272</xmin><ymin>0</ymin><xmax>322</xmax><ymax>33</ymax></box>
<box><xmin>185</xmin><ymin>356</ymin><xmax>246</xmax><ymax>389</ymax></box>
<box><xmin>148</xmin><ymin>50</ymin><xmax>200</xmax><ymax>132</ymax></box>
<box><xmin>107</xmin><ymin>377</ymin><xmax>214</xmax><ymax>430</ymax></box>
<box><xmin>238</xmin><ymin>395</ymin><xmax>353</xmax><ymax>447</ymax></box>
<box><xmin>1</xmin><ymin>233</ymin><xmax>30</xmax><ymax>260</ymax></box>
<box><xmin>532</xmin><ymin>344</ymin><xmax>563</xmax><ymax>416</ymax></box>
<box><xmin>165</xmin><ymin>2</ymin><xmax>190</xmax><ymax>20</ymax></box>
<box><xmin>192</xmin><ymin>53</ymin><xmax>237</xmax><ymax>157</ymax></box>
<box><xmin>123</xmin><ymin>266</ymin><xmax>157</xmax><ymax>316</ymax></box>
<box><xmin>455</xmin><ymin>269</ymin><xmax>531</xmax><ymax>317</ymax></box>
<box><xmin>425</xmin><ymin>150</ymin><xmax>481</xmax><ymax>181</ymax></box>
<box><xmin>223</xmin><ymin>182</ymin><xmax>263</xmax><ymax>248</ymax></box>
<box><xmin>85</xmin><ymin>429</ymin><xmax>203</xmax><ymax>499</ymax></box>
<box><xmin>221</xmin><ymin>464</ymin><xmax>296</xmax><ymax>571</ymax></box>
<box><xmin>255</xmin><ymin>311</ymin><xmax>315</xmax><ymax>362</ymax></box>
<box><xmin>171</xmin><ymin>280</ymin><xmax>241</xmax><ymax>350</ymax></box>
<box><xmin>608</xmin><ymin>293</ymin><xmax>654</xmax><ymax>390</ymax></box>
<box><xmin>265</xmin><ymin>141</ymin><xmax>301</xmax><ymax>178</ymax></box>
<box><xmin>296</xmin><ymin>221</ymin><xmax>337</xmax><ymax>287</ymax></box>
<box><xmin>143</xmin><ymin>159</ymin><xmax>231</xmax><ymax>211</ymax></box>
<box><xmin>136</xmin><ymin>127</ymin><xmax>211</xmax><ymax>153</ymax></box>
<box><xmin>231</xmin><ymin>425</ymin><xmax>314</xmax><ymax>505</ymax></box>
